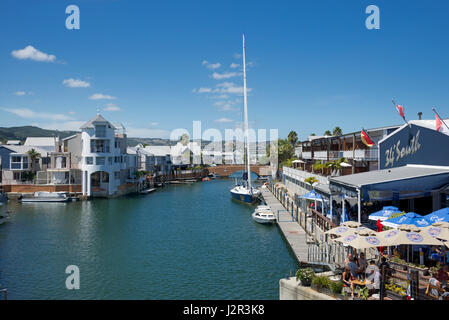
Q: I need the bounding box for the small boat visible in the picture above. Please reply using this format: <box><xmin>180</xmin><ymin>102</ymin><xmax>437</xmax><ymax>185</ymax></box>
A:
<box><xmin>140</xmin><ymin>188</ymin><xmax>156</xmax><ymax>195</ymax></box>
<box><xmin>255</xmin><ymin>205</ymin><xmax>271</xmax><ymax>212</ymax></box>
<box><xmin>20</xmin><ymin>191</ymin><xmax>71</xmax><ymax>203</ymax></box>
<box><xmin>208</xmin><ymin>173</ymin><xmax>218</xmax><ymax>179</ymax></box>
<box><xmin>252</xmin><ymin>210</ymin><xmax>276</xmax><ymax>224</ymax></box>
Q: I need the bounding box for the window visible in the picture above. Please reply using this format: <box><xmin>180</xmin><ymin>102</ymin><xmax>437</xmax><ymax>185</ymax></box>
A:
<box><xmin>96</xmin><ymin>157</ymin><xmax>105</xmax><ymax>165</ymax></box>
<box><xmin>114</xmin><ymin>139</ymin><xmax>120</xmax><ymax>149</ymax></box>
<box><xmin>95</xmin><ymin>125</ymin><xmax>106</xmax><ymax>137</ymax></box>
<box><xmin>85</xmin><ymin>157</ymin><xmax>93</xmax><ymax>165</ymax></box>
<box><xmin>114</xmin><ymin>156</ymin><xmax>120</xmax><ymax>163</ymax></box>
<box><xmin>108</xmin><ymin>157</ymin><xmax>113</xmax><ymax>165</ymax></box>
<box><xmin>13</xmin><ymin>172</ymin><xmax>21</xmax><ymax>180</ymax></box>
<box><xmin>114</xmin><ymin>172</ymin><xmax>120</xmax><ymax>180</ymax></box>
<box><xmin>11</xmin><ymin>156</ymin><xmax>21</xmax><ymax>163</ymax></box>
<box><xmin>90</xmin><ymin>140</ymin><xmax>110</xmax><ymax>153</ymax></box>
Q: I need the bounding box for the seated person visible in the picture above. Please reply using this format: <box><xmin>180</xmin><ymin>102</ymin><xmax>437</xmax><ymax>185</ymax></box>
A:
<box><xmin>437</xmin><ymin>264</ymin><xmax>449</xmax><ymax>283</ymax></box>
<box><xmin>378</xmin><ymin>256</ymin><xmax>392</xmax><ymax>276</ymax></box>
<box><xmin>365</xmin><ymin>260</ymin><xmax>381</xmax><ymax>292</ymax></box>
<box><xmin>357</xmin><ymin>252</ymin><xmax>368</xmax><ymax>276</ymax></box>
<box><xmin>342</xmin><ymin>266</ymin><xmax>355</xmax><ymax>298</ymax></box>
<box><xmin>426</xmin><ymin>270</ymin><xmax>443</xmax><ymax>299</ymax></box>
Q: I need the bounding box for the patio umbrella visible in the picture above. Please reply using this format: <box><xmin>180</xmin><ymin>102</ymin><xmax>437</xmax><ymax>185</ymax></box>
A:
<box><xmin>342</xmin><ymin>221</ymin><xmax>362</xmax><ymax>228</ymax></box>
<box><xmin>382</xmin><ymin>212</ymin><xmax>430</xmax><ymax>229</ymax></box>
<box><xmin>419</xmin><ymin>222</ymin><xmax>449</xmax><ymax>241</ymax></box>
<box><xmin>300</xmin><ymin>190</ymin><xmax>323</xmax><ymax>202</ymax></box>
<box><xmin>422</xmin><ymin>208</ymin><xmax>449</xmax><ymax>225</ymax></box>
<box><xmin>325</xmin><ymin>225</ymin><xmax>374</xmax><ymax>237</ymax></box>
<box><xmin>377</xmin><ymin>224</ymin><xmax>443</xmax><ymax>246</ymax></box>
<box><xmin>336</xmin><ymin>233</ymin><xmax>383</xmax><ymax>250</ymax></box>
<box><xmin>368</xmin><ymin>206</ymin><xmax>402</xmax><ymax>222</ymax></box>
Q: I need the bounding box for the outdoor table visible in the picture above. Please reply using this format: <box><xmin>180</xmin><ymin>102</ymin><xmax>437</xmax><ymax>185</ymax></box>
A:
<box><xmin>351</xmin><ymin>279</ymin><xmax>367</xmax><ymax>287</ymax></box>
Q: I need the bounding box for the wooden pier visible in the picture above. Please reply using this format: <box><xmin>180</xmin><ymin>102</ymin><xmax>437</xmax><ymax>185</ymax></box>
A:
<box><xmin>261</xmin><ymin>187</ymin><xmax>310</xmax><ymax>263</ymax></box>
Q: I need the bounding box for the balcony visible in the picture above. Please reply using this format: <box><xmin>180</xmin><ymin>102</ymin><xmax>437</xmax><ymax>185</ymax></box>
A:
<box><xmin>344</xmin><ymin>148</ymin><xmax>378</xmax><ymax>161</ymax></box>
<box><xmin>302</xmin><ymin>151</ymin><xmax>312</xmax><ymax>159</ymax></box>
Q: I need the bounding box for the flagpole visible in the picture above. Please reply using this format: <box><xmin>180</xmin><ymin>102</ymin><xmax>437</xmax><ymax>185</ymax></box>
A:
<box><xmin>432</xmin><ymin>107</ymin><xmax>449</xmax><ymax>131</ymax></box>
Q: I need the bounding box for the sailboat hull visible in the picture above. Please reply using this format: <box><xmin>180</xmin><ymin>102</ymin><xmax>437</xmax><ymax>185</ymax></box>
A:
<box><xmin>230</xmin><ymin>190</ymin><xmax>255</xmax><ymax>203</ymax></box>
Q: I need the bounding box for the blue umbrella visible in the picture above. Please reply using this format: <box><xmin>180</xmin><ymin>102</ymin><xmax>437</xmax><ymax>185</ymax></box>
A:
<box><xmin>423</xmin><ymin>208</ymin><xmax>449</xmax><ymax>224</ymax></box>
<box><xmin>383</xmin><ymin>212</ymin><xmax>430</xmax><ymax>228</ymax></box>
<box><xmin>368</xmin><ymin>206</ymin><xmax>402</xmax><ymax>222</ymax></box>
<box><xmin>300</xmin><ymin>190</ymin><xmax>323</xmax><ymax>201</ymax></box>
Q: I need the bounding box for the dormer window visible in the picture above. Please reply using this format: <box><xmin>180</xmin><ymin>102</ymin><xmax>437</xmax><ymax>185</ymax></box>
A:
<box><xmin>95</xmin><ymin>125</ymin><xmax>106</xmax><ymax>137</ymax></box>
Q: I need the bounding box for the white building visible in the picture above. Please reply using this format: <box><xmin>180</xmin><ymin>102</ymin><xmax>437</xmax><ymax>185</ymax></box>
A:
<box><xmin>79</xmin><ymin>114</ymin><xmax>130</xmax><ymax>197</ymax></box>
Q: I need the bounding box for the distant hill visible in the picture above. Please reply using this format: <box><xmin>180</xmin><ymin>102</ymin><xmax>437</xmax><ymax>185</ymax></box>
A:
<box><xmin>0</xmin><ymin>125</ymin><xmax>175</xmax><ymax>147</ymax></box>
<box><xmin>0</xmin><ymin>126</ymin><xmax>79</xmax><ymax>144</ymax></box>
<box><xmin>0</xmin><ymin>126</ymin><xmax>225</xmax><ymax>147</ymax></box>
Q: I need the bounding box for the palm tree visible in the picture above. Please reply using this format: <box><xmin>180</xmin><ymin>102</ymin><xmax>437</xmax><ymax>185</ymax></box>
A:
<box><xmin>332</xmin><ymin>126</ymin><xmax>342</xmax><ymax>136</ymax></box>
<box><xmin>324</xmin><ymin>130</ymin><xmax>332</xmax><ymax>136</ymax></box>
<box><xmin>304</xmin><ymin>176</ymin><xmax>318</xmax><ymax>186</ymax></box>
<box><xmin>312</xmin><ymin>160</ymin><xmax>326</xmax><ymax>174</ymax></box>
<box><xmin>325</xmin><ymin>157</ymin><xmax>348</xmax><ymax>176</ymax></box>
<box><xmin>287</xmin><ymin>131</ymin><xmax>298</xmax><ymax>147</ymax></box>
<box><xmin>26</xmin><ymin>148</ymin><xmax>41</xmax><ymax>171</ymax></box>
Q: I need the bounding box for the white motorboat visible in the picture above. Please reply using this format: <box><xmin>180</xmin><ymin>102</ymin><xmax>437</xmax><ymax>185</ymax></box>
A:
<box><xmin>20</xmin><ymin>191</ymin><xmax>71</xmax><ymax>203</ymax></box>
<box><xmin>140</xmin><ymin>188</ymin><xmax>156</xmax><ymax>195</ymax></box>
<box><xmin>252</xmin><ymin>210</ymin><xmax>276</xmax><ymax>224</ymax></box>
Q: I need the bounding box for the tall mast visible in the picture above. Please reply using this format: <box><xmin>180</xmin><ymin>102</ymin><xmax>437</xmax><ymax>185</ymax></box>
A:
<box><xmin>242</xmin><ymin>33</ymin><xmax>251</xmax><ymax>190</ymax></box>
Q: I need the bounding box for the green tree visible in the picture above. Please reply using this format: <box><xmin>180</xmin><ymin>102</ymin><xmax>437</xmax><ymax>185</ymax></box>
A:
<box><xmin>304</xmin><ymin>176</ymin><xmax>318</xmax><ymax>186</ymax></box>
<box><xmin>310</xmin><ymin>133</ymin><xmax>316</xmax><ymax>136</ymax></box>
<box><xmin>277</xmin><ymin>138</ymin><xmax>294</xmax><ymax>167</ymax></box>
<box><xmin>287</xmin><ymin>131</ymin><xmax>298</xmax><ymax>147</ymax></box>
<box><xmin>324</xmin><ymin>130</ymin><xmax>332</xmax><ymax>136</ymax></box>
<box><xmin>332</xmin><ymin>126</ymin><xmax>342</xmax><ymax>136</ymax></box>
<box><xmin>325</xmin><ymin>157</ymin><xmax>348</xmax><ymax>176</ymax></box>
<box><xmin>26</xmin><ymin>148</ymin><xmax>41</xmax><ymax>172</ymax></box>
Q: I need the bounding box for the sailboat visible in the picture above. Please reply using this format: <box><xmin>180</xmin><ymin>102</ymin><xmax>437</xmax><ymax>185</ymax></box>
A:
<box><xmin>230</xmin><ymin>34</ymin><xmax>261</xmax><ymax>204</ymax></box>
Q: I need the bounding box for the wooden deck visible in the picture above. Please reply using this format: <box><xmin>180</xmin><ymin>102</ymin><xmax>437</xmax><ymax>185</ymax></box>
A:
<box><xmin>261</xmin><ymin>187</ymin><xmax>309</xmax><ymax>263</ymax></box>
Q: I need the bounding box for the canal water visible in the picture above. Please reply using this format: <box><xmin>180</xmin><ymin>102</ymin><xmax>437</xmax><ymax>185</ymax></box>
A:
<box><xmin>0</xmin><ymin>178</ymin><xmax>298</xmax><ymax>299</ymax></box>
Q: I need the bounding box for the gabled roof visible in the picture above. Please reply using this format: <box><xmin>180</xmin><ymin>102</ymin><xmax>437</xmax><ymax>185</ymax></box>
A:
<box><xmin>144</xmin><ymin>146</ymin><xmax>171</xmax><ymax>156</ymax></box>
<box><xmin>80</xmin><ymin>114</ymin><xmax>116</xmax><ymax>130</ymax></box>
<box><xmin>0</xmin><ymin>144</ymin><xmax>49</xmax><ymax>156</ymax></box>
<box><xmin>24</xmin><ymin>137</ymin><xmax>57</xmax><ymax>147</ymax></box>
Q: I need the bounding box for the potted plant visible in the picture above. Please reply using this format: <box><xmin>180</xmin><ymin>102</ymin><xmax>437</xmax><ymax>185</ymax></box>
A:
<box><xmin>384</xmin><ymin>279</ymin><xmax>408</xmax><ymax>300</ymax></box>
<box><xmin>356</xmin><ymin>286</ymin><xmax>369</xmax><ymax>300</ymax></box>
<box><xmin>296</xmin><ymin>267</ymin><xmax>315</xmax><ymax>286</ymax></box>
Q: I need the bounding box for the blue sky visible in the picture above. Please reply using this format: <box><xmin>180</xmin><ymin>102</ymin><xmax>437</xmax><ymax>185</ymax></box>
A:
<box><xmin>1</xmin><ymin>0</ymin><xmax>449</xmax><ymax>140</ymax></box>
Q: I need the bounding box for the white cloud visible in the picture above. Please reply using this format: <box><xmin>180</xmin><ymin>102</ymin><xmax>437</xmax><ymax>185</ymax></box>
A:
<box><xmin>214</xmin><ymin>118</ymin><xmax>234</xmax><ymax>123</ymax></box>
<box><xmin>11</xmin><ymin>45</ymin><xmax>56</xmax><ymax>62</ymax></box>
<box><xmin>233</xmin><ymin>53</ymin><xmax>242</xmax><ymax>59</ymax></box>
<box><xmin>2</xmin><ymin>108</ymin><xmax>72</xmax><ymax>121</ymax></box>
<box><xmin>230</xmin><ymin>63</ymin><xmax>240</xmax><ymax>69</ymax></box>
<box><xmin>68</xmin><ymin>111</ymin><xmax>76</xmax><ymax>115</ymax></box>
<box><xmin>63</xmin><ymin>78</ymin><xmax>91</xmax><ymax>88</ymax></box>
<box><xmin>193</xmin><ymin>87</ymin><xmax>212</xmax><ymax>94</ymax></box>
<box><xmin>14</xmin><ymin>91</ymin><xmax>26</xmax><ymax>96</ymax></box>
<box><xmin>103</xmin><ymin>103</ymin><xmax>121</xmax><ymax>111</ymax></box>
<box><xmin>212</xmin><ymin>72</ymin><xmax>241</xmax><ymax>80</ymax></box>
<box><xmin>42</xmin><ymin>121</ymin><xmax>85</xmax><ymax>131</ymax></box>
<box><xmin>150</xmin><ymin>122</ymin><xmax>159</xmax><ymax>126</ymax></box>
<box><xmin>89</xmin><ymin>93</ymin><xmax>116</xmax><ymax>100</ymax></box>
<box><xmin>216</xmin><ymin>82</ymin><xmax>251</xmax><ymax>95</ymax></box>
<box><xmin>202</xmin><ymin>60</ymin><xmax>221</xmax><ymax>70</ymax></box>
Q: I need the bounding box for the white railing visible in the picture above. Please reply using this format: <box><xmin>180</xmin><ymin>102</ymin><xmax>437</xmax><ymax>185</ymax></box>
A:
<box><xmin>343</xmin><ymin>148</ymin><xmax>378</xmax><ymax>161</ymax></box>
<box><xmin>313</xmin><ymin>151</ymin><xmax>327</xmax><ymax>160</ymax></box>
<box><xmin>302</xmin><ymin>151</ymin><xmax>312</xmax><ymax>159</ymax></box>
<box><xmin>283</xmin><ymin>167</ymin><xmax>329</xmax><ymax>185</ymax></box>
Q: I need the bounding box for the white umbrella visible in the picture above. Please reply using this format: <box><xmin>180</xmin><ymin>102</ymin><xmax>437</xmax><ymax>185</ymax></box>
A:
<box><xmin>377</xmin><ymin>224</ymin><xmax>443</xmax><ymax>246</ymax></box>
<box><xmin>420</xmin><ymin>222</ymin><xmax>449</xmax><ymax>241</ymax></box>
<box><xmin>336</xmin><ymin>233</ymin><xmax>383</xmax><ymax>249</ymax></box>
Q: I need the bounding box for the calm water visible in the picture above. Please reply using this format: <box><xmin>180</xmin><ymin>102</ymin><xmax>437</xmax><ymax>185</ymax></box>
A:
<box><xmin>0</xmin><ymin>178</ymin><xmax>298</xmax><ymax>299</ymax></box>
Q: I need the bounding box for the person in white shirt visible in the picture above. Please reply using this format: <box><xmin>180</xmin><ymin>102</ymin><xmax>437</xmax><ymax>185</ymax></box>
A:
<box><xmin>365</xmin><ymin>260</ymin><xmax>380</xmax><ymax>291</ymax></box>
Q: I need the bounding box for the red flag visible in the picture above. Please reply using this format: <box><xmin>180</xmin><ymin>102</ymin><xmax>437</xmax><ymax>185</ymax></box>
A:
<box><xmin>435</xmin><ymin>113</ymin><xmax>443</xmax><ymax>132</ymax></box>
<box><xmin>361</xmin><ymin>129</ymin><xmax>375</xmax><ymax>147</ymax></box>
<box><xmin>376</xmin><ymin>219</ymin><xmax>384</xmax><ymax>254</ymax></box>
<box><xmin>395</xmin><ymin>104</ymin><xmax>405</xmax><ymax>120</ymax></box>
